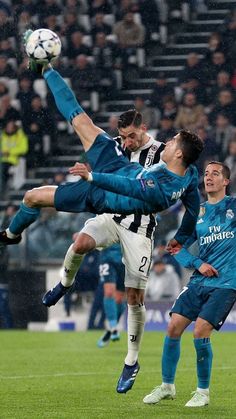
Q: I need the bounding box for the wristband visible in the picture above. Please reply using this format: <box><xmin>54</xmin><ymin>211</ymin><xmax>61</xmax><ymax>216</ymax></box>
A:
<box><xmin>87</xmin><ymin>172</ymin><xmax>93</xmax><ymax>182</ymax></box>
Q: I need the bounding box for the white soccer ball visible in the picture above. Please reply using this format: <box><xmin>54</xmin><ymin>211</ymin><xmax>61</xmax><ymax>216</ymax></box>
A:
<box><xmin>25</xmin><ymin>28</ymin><xmax>61</xmax><ymax>63</ymax></box>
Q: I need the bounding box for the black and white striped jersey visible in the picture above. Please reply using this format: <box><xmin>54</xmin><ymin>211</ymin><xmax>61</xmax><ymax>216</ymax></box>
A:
<box><xmin>113</xmin><ymin>136</ymin><xmax>165</xmax><ymax>238</ymax></box>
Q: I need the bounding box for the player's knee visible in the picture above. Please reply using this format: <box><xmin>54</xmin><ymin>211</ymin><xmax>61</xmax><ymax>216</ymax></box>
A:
<box><xmin>104</xmin><ymin>287</ymin><xmax>114</xmax><ymax>298</ymax></box>
<box><xmin>24</xmin><ymin>189</ymin><xmax>40</xmax><ymax>207</ymax></box>
<box><xmin>72</xmin><ymin>233</ymin><xmax>95</xmax><ymax>255</ymax></box>
<box><xmin>193</xmin><ymin>324</ymin><xmax>212</xmax><ymax>339</ymax></box>
<box><xmin>126</xmin><ymin>288</ymin><xmax>143</xmax><ymax>305</ymax></box>
<box><xmin>167</xmin><ymin>320</ymin><xmax>183</xmax><ymax>338</ymax></box>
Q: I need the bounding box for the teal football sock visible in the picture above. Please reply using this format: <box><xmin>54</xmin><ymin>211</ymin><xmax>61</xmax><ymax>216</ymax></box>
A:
<box><xmin>9</xmin><ymin>203</ymin><xmax>40</xmax><ymax>235</ymax></box>
<box><xmin>162</xmin><ymin>336</ymin><xmax>181</xmax><ymax>384</ymax></box>
<box><xmin>103</xmin><ymin>296</ymin><xmax>118</xmax><ymax>330</ymax></box>
<box><xmin>43</xmin><ymin>69</ymin><xmax>84</xmax><ymax>122</ymax></box>
<box><xmin>194</xmin><ymin>337</ymin><xmax>213</xmax><ymax>389</ymax></box>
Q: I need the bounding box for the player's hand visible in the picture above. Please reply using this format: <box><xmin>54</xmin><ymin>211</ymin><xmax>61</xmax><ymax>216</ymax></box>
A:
<box><xmin>69</xmin><ymin>162</ymin><xmax>90</xmax><ymax>180</ymax></box>
<box><xmin>198</xmin><ymin>263</ymin><xmax>218</xmax><ymax>277</ymax></box>
<box><xmin>166</xmin><ymin>239</ymin><xmax>182</xmax><ymax>255</ymax></box>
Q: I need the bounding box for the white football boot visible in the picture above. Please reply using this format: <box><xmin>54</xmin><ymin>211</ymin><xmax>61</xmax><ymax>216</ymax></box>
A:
<box><xmin>185</xmin><ymin>389</ymin><xmax>209</xmax><ymax>407</ymax></box>
<box><xmin>143</xmin><ymin>383</ymin><xmax>176</xmax><ymax>404</ymax></box>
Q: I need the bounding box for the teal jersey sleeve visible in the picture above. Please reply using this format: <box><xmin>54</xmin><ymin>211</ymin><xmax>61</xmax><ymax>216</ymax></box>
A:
<box><xmin>174</xmin><ymin>180</ymin><xmax>200</xmax><ymax>245</ymax></box>
<box><xmin>174</xmin><ymin>230</ymin><xmax>204</xmax><ymax>269</ymax></box>
<box><xmin>92</xmin><ymin>171</ymin><xmax>163</xmax><ymax>204</ymax></box>
<box><xmin>92</xmin><ymin>163</ymin><xmax>197</xmax><ymax>204</ymax></box>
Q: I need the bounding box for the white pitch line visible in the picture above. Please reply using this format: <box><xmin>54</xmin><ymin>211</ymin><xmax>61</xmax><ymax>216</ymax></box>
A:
<box><xmin>0</xmin><ymin>366</ymin><xmax>235</xmax><ymax>380</ymax></box>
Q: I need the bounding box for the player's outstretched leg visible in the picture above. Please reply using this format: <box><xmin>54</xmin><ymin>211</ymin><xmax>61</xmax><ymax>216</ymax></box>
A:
<box><xmin>0</xmin><ymin>203</ymin><xmax>40</xmax><ymax>245</ymax></box>
<box><xmin>0</xmin><ymin>187</ymin><xmax>56</xmax><ymax>246</ymax></box>
<box><xmin>42</xmin><ymin>67</ymin><xmax>103</xmax><ymax>152</ymax></box>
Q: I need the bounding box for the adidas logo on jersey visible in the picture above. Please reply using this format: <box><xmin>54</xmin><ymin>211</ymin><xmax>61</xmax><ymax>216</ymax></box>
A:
<box><xmin>171</xmin><ymin>187</ymin><xmax>185</xmax><ymax>200</ymax></box>
<box><xmin>197</xmin><ymin>218</ymin><xmax>204</xmax><ymax>224</ymax></box>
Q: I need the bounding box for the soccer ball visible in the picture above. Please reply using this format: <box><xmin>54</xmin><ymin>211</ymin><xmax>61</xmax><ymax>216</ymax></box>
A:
<box><xmin>25</xmin><ymin>29</ymin><xmax>61</xmax><ymax>63</ymax></box>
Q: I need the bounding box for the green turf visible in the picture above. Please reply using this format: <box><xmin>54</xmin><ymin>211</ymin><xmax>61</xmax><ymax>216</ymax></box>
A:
<box><xmin>0</xmin><ymin>331</ymin><xmax>235</xmax><ymax>419</ymax></box>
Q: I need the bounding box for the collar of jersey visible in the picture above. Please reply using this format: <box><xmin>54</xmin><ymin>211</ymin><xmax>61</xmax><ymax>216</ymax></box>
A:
<box><xmin>205</xmin><ymin>195</ymin><xmax>229</xmax><ymax>207</ymax></box>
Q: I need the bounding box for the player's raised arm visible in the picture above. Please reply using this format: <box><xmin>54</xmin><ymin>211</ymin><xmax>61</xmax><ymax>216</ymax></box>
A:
<box><xmin>72</xmin><ymin>163</ymin><xmax>163</xmax><ymax>203</ymax></box>
<box><xmin>173</xmin><ymin>182</ymin><xmax>200</xmax><ymax>246</ymax></box>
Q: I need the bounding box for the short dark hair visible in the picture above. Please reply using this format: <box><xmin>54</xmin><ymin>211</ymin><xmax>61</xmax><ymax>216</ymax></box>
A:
<box><xmin>207</xmin><ymin>161</ymin><xmax>231</xmax><ymax>179</ymax></box>
<box><xmin>118</xmin><ymin>109</ymin><xmax>142</xmax><ymax>129</ymax></box>
<box><xmin>178</xmin><ymin>129</ymin><xmax>204</xmax><ymax>167</ymax></box>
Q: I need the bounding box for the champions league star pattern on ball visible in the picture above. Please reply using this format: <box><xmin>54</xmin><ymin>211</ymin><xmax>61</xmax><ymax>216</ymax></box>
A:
<box><xmin>25</xmin><ymin>29</ymin><xmax>61</xmax><ymax>63</ymax></box>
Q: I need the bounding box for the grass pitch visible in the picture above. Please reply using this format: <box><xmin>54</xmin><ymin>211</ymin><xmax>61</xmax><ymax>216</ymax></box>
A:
<box><xmin>0</xmin><ymin>331</ymin><xmax>235</xmax><ymax>419</ymax></box>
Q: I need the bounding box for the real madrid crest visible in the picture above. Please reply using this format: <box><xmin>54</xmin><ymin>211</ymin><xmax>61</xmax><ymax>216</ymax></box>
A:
<box><xmin>226</xmin><ymin>209</ymin><xmax>234</xmax><ymax>219</ymax></box>
<box><xmin>199</xmin><ymin>206</ymin><xmax>205</xmax><ymax>218</ymax></box>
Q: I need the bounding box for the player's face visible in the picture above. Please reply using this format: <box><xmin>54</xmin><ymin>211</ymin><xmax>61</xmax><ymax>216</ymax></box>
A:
<box><xmin>161</xmin><ymin>134</ymin><xmax>180</xmax><ymax>163</ymax></box>
<box><xmin>119</xmin><ymin>125</ymin><xmax>146</xmax><ymax>152</ymax></box>
<box><xmin>204</xmin><ymin>164</ymin><xmax>229</xmax><ymax>193</ymax></box>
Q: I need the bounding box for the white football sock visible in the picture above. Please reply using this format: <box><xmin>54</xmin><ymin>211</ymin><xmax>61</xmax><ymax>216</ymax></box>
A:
<box><xmin>6</xmin><ymin>228</ymin><xmax>19</xmax><ymax>239</ymax></box>
<box><xmin>197</xmin><ymin>387</ymin><xmax>209</xmax><ymax>395</ymax></box>
<box><xmin>125</xmin><ymin>304</ymin><xmax>146</xmax><ymax>366</ymax></box>
<box><xmin>61</xmin><ymin>244</ymin><xmax>84</xmax><ymax>287</ymax></box>
<box><xmin>162</xmin><ymin>383</ymin><xmax>175</xmax><ymax>390</ymax></box>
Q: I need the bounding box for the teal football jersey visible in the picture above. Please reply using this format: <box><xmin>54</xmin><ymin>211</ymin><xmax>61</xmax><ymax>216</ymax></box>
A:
<box><xmin>175</xmin><ymin>196</ymin><xmax>236</xmax><ymax>289</ymax></box>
